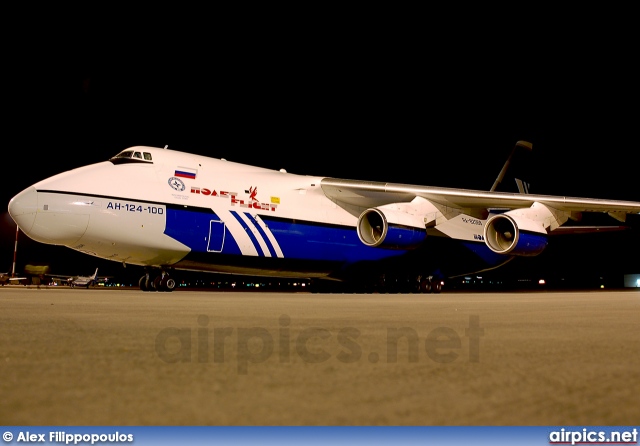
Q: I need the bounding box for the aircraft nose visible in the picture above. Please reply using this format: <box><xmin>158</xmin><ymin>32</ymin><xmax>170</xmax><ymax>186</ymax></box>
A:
<box><xmin>8</xmin><ymin>186</ymin><xmax>38</xmax><ymax>235</ymax></box>
<box><xmin>8</xmin><ymin>186</ymin><xmax>90</xmax><ymax>245</ymax></box>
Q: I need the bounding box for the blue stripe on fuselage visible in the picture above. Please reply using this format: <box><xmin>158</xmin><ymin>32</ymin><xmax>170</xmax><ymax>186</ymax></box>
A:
<box><xmin>164</xmin><ymin>207</ymin><xmax>406</xmax><ymax>264</ymax></box>
<box><xmin>164</xmin><ymin>207</ymin><xmax>243</xmax><ymax>255</ymax></box>
<box><xmin>164</xmin><ymin>207</ymin><xmax>514</xmax><ymax>272</ymax></box>
<box><xmin>261</xmin><ymin>216</ymin><xmax>406</xmax><ymax>263</ymax></box>
<box><xmin>243</xmin><ymin>213</ymin><xmax>278</xmax><ymax>257</ymax></box>
<box><xmin>459</xmin><ymin>240</ymin><xmax>515</xmax><ymax>269</ymax></box>
<box><xmin>229</xmin><ymin>210</ymin><xmax>274</xmax><ymax>257</ymax></box>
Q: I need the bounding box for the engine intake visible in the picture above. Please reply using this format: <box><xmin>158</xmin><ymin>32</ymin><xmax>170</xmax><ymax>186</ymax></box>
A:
<box><xmin>357</xmin><ymin>207</ymin><xmax>427</xmax><ymax>249</ymax></box>
<box><xmin>484</xmin><ymin>213</ymin><xmax>548</xmax><ymax>256</ymax></box>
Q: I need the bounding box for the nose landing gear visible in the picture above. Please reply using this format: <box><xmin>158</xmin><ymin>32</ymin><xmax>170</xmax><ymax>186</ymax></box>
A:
<box><xmin>139</xmin><ymin>269</ymin><xmax>177</xmax><ymax>292</ymax></box>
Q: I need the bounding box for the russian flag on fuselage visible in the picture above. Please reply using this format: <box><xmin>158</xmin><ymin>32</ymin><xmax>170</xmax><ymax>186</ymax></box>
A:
<box><xmin>175</xmin><ymin>166</ymin><xmax>197</xmax><ymax>179</ymax></box>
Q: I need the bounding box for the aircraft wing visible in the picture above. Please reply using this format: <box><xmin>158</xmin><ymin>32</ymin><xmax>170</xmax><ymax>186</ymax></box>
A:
<box><xmin>0</xmin><ymin>274</ymin><xmax>28</xmax><ymax>285</ymax></box>
<box><xmin>45</xmin><ymin>274</ymin><xmax>73</xmax><ymax>279</ymax></box>
<box><xmin>321</xmin><ymin>178</ymin><xmax>640</xmax><ymax>227</ymax></box>
<box><xmin>47</xmin><ymin>274</ymin><xmax>113</xmax><ymax>281</ymax></box>
<box><xmin>41</xmin><ymin>272</ymin><xmax>81</xmax><ymax>281</ymax></box>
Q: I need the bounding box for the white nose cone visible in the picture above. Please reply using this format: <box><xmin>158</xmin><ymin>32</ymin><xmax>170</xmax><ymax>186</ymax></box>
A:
<box><xmin>8</xmin><ymin>186</ymin><xmax>38</xmax><ymax>235</ymax></box>
<box><xmin>8</xmin><ymin>187</ymin><xmax>90</xmax><ymax>246</ymax></box>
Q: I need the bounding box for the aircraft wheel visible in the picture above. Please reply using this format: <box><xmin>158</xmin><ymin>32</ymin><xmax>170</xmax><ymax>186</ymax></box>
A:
<box><xmin>152</xmin><ymin>274</ymin><xmax>176</xmax><ymax>292</ymax></box>
<box><xmin>148</xmin><ymin>276</ymin><xmax>160</xmax><ymax>291</ymax></box>
<box><xmin>162</xmin><ymin>276</ymin><xmax>176</xmax><ymax>292</ymax></box>
<box><xmin>153</xmin><ymin>275</ymin><xmax>162</xmax><ymax>291</ymax></box>
<box><xmin>139</xmin><ymin>275</ymin><xmax>149</xmax><ymax>291</ymax></box>
<box><xmin>139</xmin><ymin>272</ymin><xmax>173</xmax><ymax>292</ymax></box>
<box><xmin>420</xmin><ymin>278</ymin><xmax>432</xmax><ymax>293</ymax></box>
<box><xmin>431</xmin><ymin>279</ymin><xmax>442</xmax><ymax>294</ymax></box>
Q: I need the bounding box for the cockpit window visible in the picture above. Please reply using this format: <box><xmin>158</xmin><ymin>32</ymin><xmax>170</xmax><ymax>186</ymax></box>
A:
<box><xmin>113</xmin><ymin>150</ymin><xmax>134</xmax><ymax>159</ymax></box>
<box><xmin>110</xmin><ymin>150</ymin><xmax>153</xmax><ymax>165</ymax></box>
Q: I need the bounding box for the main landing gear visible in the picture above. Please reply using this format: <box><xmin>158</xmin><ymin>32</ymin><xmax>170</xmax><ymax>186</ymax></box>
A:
<box><xmin>419</xmin><ymin>275</ymin><xmax>443</xmax><ymax>293</ymax></box>
<box><xmin>139</xmin><ymin>269</ymin><xmax>177</xmax><ymax>292</ymax></box>
<box><xmin>377</xmin><ymin>274</ymin><xmax>443</xmax><ymax>294</ymax></box>
<box><xmin>311</xmin><ymin>274</ymin><xmax>444</xmax><ymax>294</ymax></box>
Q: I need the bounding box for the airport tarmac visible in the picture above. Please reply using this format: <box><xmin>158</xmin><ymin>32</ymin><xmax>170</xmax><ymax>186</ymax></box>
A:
<box><xmin>1</xmin><ymin>287</ymin><xmax>639</xmax><ymax>426</ymax></box>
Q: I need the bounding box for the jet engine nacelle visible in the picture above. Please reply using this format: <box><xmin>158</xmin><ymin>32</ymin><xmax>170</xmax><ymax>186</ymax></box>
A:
<box><xmin>483</xmin><ymin>212</ymin><xmax>548</xmax><ymax>256</ymax></box>
<box><xmin>357</xmin><ymin>206</ymin><xmax>427</xmax><ymax>249</ymax></box>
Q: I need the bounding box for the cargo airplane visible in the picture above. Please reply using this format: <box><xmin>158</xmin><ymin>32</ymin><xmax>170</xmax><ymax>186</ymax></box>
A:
<box><xmin>7</xmin><ymin>142</ymin><xmax>640</xmax><ymax>292</ymax></box>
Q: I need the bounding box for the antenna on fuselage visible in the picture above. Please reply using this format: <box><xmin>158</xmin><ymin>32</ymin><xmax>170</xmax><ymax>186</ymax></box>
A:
<box><xmin>164</xmin><ymin>145</ymin><xmax>168</xmax><ymax>149</ymax></box>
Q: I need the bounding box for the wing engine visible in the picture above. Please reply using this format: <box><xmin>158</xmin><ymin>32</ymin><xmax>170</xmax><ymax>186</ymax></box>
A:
<box><xmin>483</xmin><ymin>202</ymin><xmax>568</xmax><ymax>256</ymax></box>
<box><xmin>356</xmin><ymin>198</ymin><xmax>438</xmax><ymax>249</ymax></box>
<box><xmin>483</xmin><ymin>213</ymin><xmax>548</xmax><ymax>256</ymax></box>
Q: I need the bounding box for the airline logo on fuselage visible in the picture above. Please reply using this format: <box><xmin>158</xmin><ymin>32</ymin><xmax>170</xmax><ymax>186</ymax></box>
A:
<box><xmin>190</xmin><ymin>186</ymin><xmax>278</xmax><ymax>211</ymax></box>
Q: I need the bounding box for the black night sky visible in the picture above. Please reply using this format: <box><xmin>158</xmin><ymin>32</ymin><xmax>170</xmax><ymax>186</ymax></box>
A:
<box><xmin>3</xmin><ymin>28</ymin><xmax>639</xmax><ymax>285</ymax></box>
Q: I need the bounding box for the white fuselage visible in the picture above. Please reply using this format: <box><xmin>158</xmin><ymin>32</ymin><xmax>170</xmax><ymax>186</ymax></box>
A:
<box><xmin>9</xmin><ymin>147</ymin><xmax>371</xmax><ymax>277</ymax></box>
